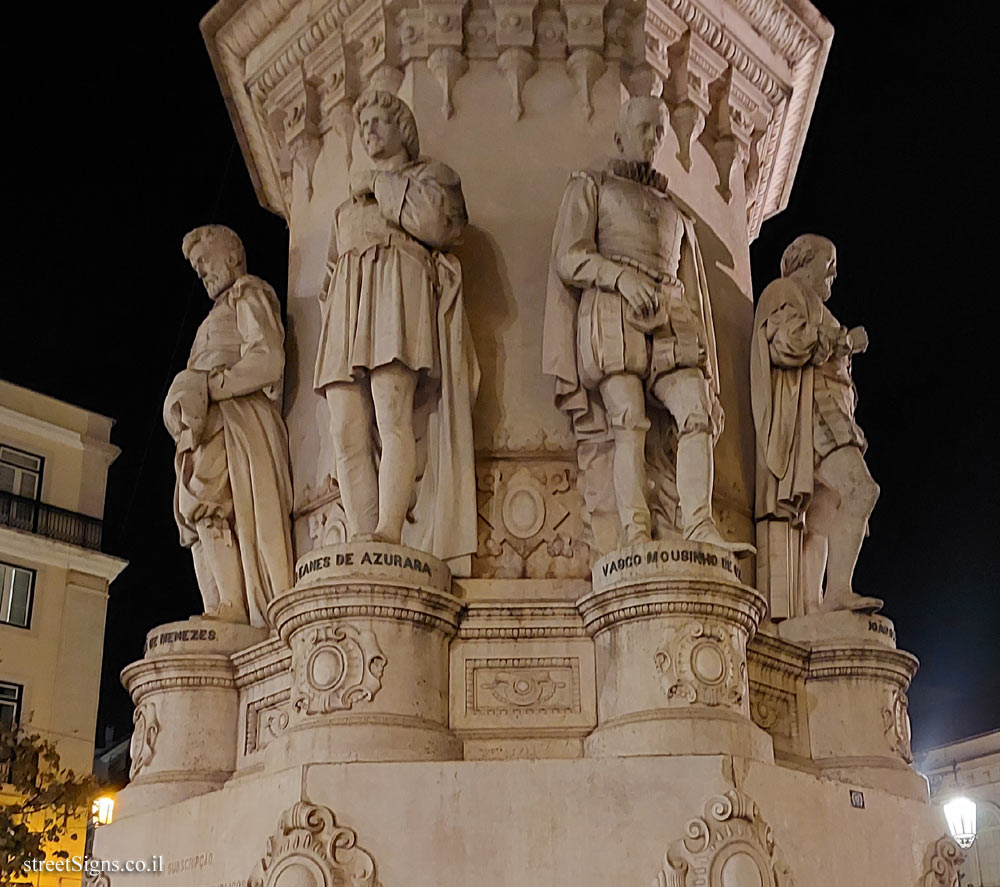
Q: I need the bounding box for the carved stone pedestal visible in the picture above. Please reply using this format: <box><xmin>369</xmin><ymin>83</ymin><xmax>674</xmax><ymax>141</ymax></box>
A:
<box><xmin>265</xmin><ymin>542</ymin><xmax>464</xmax><ymax>764</ymax></box>
<box><xmin>577</xmin><ymin>541</ymin><xmax>772</xmax><ymax>761</ymax></box>
<box><xmin>117</xmin><ymin>617</ymin><xmax>268</xmax><ymax>817</ymax></box>
<box><xmin>778</xmin><ymin>611</ymin><xmax>927</xmax><ymax>801</ymax></box>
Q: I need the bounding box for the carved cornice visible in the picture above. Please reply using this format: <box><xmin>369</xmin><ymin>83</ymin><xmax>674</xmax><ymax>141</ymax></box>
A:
<box><xmin>203</xmin><ymin>0</ymin><xmax>830</xmax><ymax>239</ymax></box>
<box><xmin>747</xmin><ymin>630</ymin><xmax>809</xmax><ymax>678</ymax></box>
<box><xmin>806</xmin><ymin>645</ymin><xmax>919</xmax><ymax>690</ymax></box>
<box><xmin>232</xmin><ymin>636</ymin><xmax>293</xmax><ymax>686</ymax></box>
<box><xmin>458</xmin><ymin>601</ymin><xmax>587</xmax><ymax>639</ymax></box>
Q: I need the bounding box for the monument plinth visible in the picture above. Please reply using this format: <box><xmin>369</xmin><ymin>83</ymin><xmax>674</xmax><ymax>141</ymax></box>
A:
<box><xmin>95</xmin><ymin>0</ymin><xmax>950</xmax><ymax>883</ymax></box>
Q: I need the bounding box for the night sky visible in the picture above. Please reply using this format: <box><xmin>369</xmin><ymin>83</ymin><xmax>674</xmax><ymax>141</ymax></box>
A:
<box><xmin>5</xmin><ymin>2</ymin><xmax>996</xmax><ymax>752</ymax></box>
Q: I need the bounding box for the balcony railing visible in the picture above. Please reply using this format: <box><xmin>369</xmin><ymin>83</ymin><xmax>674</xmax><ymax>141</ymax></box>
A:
<box><xmin>0</xmin><ymin>490</ymin><xmax>104</xmax><ymax>551</ymax></box>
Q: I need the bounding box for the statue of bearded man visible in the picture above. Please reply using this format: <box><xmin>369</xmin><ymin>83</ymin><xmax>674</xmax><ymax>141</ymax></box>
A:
<box><xmin>313</xmin><ymin>90</ymin><xmax>479</xmax><ymax>569</ymax></box>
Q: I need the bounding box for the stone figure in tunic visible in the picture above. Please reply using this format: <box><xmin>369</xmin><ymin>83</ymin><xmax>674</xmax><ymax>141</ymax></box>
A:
<box><xmin>543</xmin><ymin>96</ymin><xmax>749</xmax><ymax>555</ymax></box>
<box><xmin>164</xmin><ymin>225</ymin><xmax>294</xmax><ymax>626</ymax></box>
<box><xmin>751</xmin><ymin>234</ymin><xmax>881</xmax><ymax>613</ymax></box>
<box><xmin>314</xmin><ymin>90</ymin><xmax>479</xmax><ymax>566</ymax></box>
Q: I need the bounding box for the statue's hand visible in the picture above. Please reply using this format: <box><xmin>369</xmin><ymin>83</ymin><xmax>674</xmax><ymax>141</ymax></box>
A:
<box><xmin>617</xmin><ymin>268</ymin><xmax>658</xmax><ymax>318</ymax></box>
<box><xmin>349</xmin><ymin>168</ymin><xmax>377</xmax><ymax>200</ymax></box>
<box><xmin>847</xmin><ymin>325</ymin><xmax>869</xmax><ymax>354</ymax></box>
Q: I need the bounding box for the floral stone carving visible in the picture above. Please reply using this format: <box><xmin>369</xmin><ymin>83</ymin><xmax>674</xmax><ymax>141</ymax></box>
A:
<box><xmin>655</xmin><ymin>622</ymin><xmax>745</xmax><ymax>709</ymax></box>
<box><xmin>292</xmin><ymin>624</ymin><xmax>386</xmax><ymax>715</ymax></box>
<box><xmin>922</xmin><ymin>836</ymin><xmax>965</xmax><ymax>887</ymax></box>
<box><xmin>129</xmin><ymin>701</ymin><xmax>159</xmax><ymax>779</ymax></box>
<box><xmin>249</xmin><ymin>802</ymin><xmax>381</xmax><ymax>887</ymax></box>
<box><xmin>654</xmin><ymin>788</ymin><xmax>795</xmax><ymax>887</ymax></box>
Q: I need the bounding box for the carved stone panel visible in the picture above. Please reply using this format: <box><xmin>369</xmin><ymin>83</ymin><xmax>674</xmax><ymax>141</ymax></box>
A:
<box><xmin>474</xmin><ymin>458</ymin><xmax>591</xmax><ymax>579</ymax></box>
<box><xmin>653</xmin><ymin>788</ymin><xmax>795</xmax><ymax>886</ymax></box>
<box><xmin>469</xmin><ymin>657</ymin><xmax>580</xmax><ymax>715</ymax></box>
<box><xmin>748</xmin><ymin>681</ymin><xmax>798</xmax><ymax>744</ymax></box>
<box><xmin>245</xmin><ymin>690</ymin><xmax>292</xmax><ymax>755</ymax></box>
<box><xmin>249</xmin><ymin>802</ymin><xmax>381</xmax><ymax>887</ymax></box>
<box><xmin>654</xmin><ymin>621</ymin><xmax>745</xmax><ymax>709</ymax></box>
<box><xmin>291</xmin><ymin>624</ymin><xmax>386</xmax><ymax>716</ymax></box>
<box><xmin>129</xmin><ymin>701</ymin><xmax>159</xmax><ymax>779</ymax></box>
<box><xmin>882</xmin><ymin>689</ymin><xmax>913</xmax><ymax>763</ymax></box>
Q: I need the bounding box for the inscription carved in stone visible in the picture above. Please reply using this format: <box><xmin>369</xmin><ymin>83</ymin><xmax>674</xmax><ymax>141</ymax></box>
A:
<box><xmin>249</xmin><ymin>802</ymin><xmax>381</xmax><ymax>887</ymax></box>
<box><xmin>292</xmin><ymin>624</ymin><xmax>386</xmax><ymax>716</ymax></box>
<box><xmin>129</xmin><ymin>701</ymin><xmax>159</xmax><ymax>779</ymax></box>
<box><xmin>655</xmin><ymin>622</ymin><xmax>744</xmax><ymax>708</ymax></box>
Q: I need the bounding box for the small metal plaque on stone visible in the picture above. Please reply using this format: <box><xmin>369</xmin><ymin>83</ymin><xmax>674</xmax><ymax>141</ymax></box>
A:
<box><xmin>849</xmin><ymin>790</ymin><xmax>865</xmax><ymax>809</ymax></box>
<box><xmin>294</xmin><ymin>541</ymin><xmax>451</xmax><ymax>592</ymax></box>
<box><xmin>591</xmin><ymin>540</ymin><xmax>746</xmax><ymax>593</ymax></box>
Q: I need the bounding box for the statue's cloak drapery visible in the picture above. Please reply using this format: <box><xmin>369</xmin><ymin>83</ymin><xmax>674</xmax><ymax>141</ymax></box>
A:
<box><xmin>315</xmin><ymin>158</ymin><xmax>480</xmax><ymax>564</ymax></box>
<box><xmin>750</xmin><ymin>276</ymin><xmax>820</xmax><ymax>525</ymax></box>
<box><xmin>164</xmin><ymin>275</ymin><xmax>294</xmax><ymax>626</ymax></box>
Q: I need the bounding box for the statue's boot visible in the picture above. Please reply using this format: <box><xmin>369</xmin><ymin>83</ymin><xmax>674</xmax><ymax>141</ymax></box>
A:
<box><xmin>197</xmin><ymin>521</ymin><xmax>249</xmax><ymax>623</ymax></box>
<box><xmin>820</xmin><ymin>591</ymin><xmax>883</xmax><ymax>614</ymax></box>
<box><xmin>611</xmin><ymin>428</ymin><xmax>652</xmax><ymax>546</ymax></box>
<box><xmin>677</xmin><ymin>431</ymin><xmax>755</xmax><ymax>556</ymax></box>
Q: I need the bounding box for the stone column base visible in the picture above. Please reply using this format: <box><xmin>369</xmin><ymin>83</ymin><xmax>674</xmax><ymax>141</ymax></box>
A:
<box><xmin>117</xmin><ymin>618</ymin><xmax>268</xmax><ymax>818</ymax></box>
<box><xmin>578</xmin><ymin>541</ymin><xmax>771</xmax><ymax>762</ymax></box>
<box><xmin>267</xmin><ymin>542</ymin><xmax>464</xmax><ymax>765</ymax></box>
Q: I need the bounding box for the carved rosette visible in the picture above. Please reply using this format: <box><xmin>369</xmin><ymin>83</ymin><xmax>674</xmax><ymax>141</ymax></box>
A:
<box><xmin>882</xmin><ymin>688</ymin><xmax>913</xmax><ymax>763</ymax></box>
<box><xmin>922</xmin><ymin>836</ymin><xmax>965</xmax><ymax>887</ymax></box>
<box><xmin>249</xmin><ymin>802</ymin><xmax>381</xmax><ymax>887</ymax></box>
<box><xmin>291</xmin><ymin>623</ymin><xmax>387</xmax><ymax>716</ymax></box>
<box><xmin>654</xmin><ymin>789</ymin><xmax>795</xmax><ymax>887</ymax></box>
<box><xmin>654</xmin><ymin>620</ymin><xmax>745</xmax><ymax>709</ymax></box>
<box><xmin>128</xmin><ymin>701</ymin><xmax>159</xmax><ymax>779</ymax></box>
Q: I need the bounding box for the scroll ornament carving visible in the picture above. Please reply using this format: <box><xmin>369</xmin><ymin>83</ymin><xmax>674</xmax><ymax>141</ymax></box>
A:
<box><xmin>654</xmin><ymin>622</ymin><xmax>744</xmax><ymax>708</ymax></box>
<box><xmin>748</xmin><ymin>682</ymin><xmax>796</xmax><ymax>740</ymax></box>
<box><xmin>129</xmin><ymin>701</ymin><xmax>159</xmax><ymax>779</ymax></box>
<box><xmin>654</xmin><ymin>789</ymin><xmax>794</xmax><ymax>887</ymax></box>
<box><xmin>882</xmin><ymin>688</ymin><xmax>913</xmax><ymax>763</ymax></box>
<box><xmin>292</xmin><ymin>624</ymin><xmax>386</xmax><ymax>715</ymax></box>
<box><xmin>83</xmin><ymin>865</ymin><xmax>112</xmax><ymax>887</ymax></box>
<box><xmin>249</xmin><ymin>802</ymin><xmax>381</xmax><ymax>887</ymax></box>
<box><xmin>481</xmin><ymin>670</ymin><xmax>567</xmax><ymax>707</ymax></box>
<box><xmin>922</xmin><ymin>836</ymin><xmax>965</xmax><ymax>887</ymax></box>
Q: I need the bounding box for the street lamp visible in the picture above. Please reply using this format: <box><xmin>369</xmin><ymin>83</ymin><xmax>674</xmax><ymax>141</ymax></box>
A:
<box><xmin>91</xmin><ymin>795</ymin><xmax>116</xmax><ymax>827</ymax></box>
<box><xmin>943</xmin><ymin>796</ymin><xmax>976</xmax><ymax>849</ymax></box>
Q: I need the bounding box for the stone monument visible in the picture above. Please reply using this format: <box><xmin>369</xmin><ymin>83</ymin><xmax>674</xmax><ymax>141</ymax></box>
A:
<box><xmin>97</xmin><ymin>1</ymin><xmax>953</xmax><ymax>884</ymax></box>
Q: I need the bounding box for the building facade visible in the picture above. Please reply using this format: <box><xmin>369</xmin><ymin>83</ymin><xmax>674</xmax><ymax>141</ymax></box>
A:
<box><xmin>1</xmin><ymin>379</ymin><xmax>127</xmax><ymax>885</ymax></box>
<box><xmin>920</xmin><ymin>730</ymin><xmax>1000</xmax><ymax>887</ymax></box>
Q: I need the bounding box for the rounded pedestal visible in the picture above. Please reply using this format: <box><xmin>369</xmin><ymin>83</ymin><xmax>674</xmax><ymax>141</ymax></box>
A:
<box><xmin>578</xmin><ymin>541</ymin><xmax>772</xmax><ymax>761</ymax></box>
<box><xmin>780</xmin><ymin>612</ymin><xmax>926</xmax><ymax>800</ymax></box>
<box><xmin>117</xmin><ymin>618</ymin><xmax>268</xmax><ymax>818</ymax></box>
<box><xmin>266</xmin><ymin>542</ymin><xmax>465</xmax><ymax>765</ymax></box>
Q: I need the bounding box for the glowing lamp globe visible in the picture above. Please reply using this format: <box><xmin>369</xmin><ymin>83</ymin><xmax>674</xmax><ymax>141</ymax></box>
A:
<box><xmin>92</xmin><ymin>795</ymin><xmax>116</xmax><ymax>826</ymax></box>
<box><xmin>943</xmin><ymin>796</ymin><xmax>976</xmax><ymax>849</ymax></box>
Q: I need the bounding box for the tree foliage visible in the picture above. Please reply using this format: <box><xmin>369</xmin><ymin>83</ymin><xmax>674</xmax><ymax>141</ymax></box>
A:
<box><xmin>1</xmin><ymin>723</ymin><xmax>96</xmax><ymax>879</ymax></box>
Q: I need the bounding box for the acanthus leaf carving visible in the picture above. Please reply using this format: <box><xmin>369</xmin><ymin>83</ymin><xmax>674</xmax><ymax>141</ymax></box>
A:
<box><xmin>428</xmin><ymin>46</ymin><xmax>469</xmax><ymax>118</ymax></box>
<box><xmin>292</xmin><ymin>623</ymin><xmax>387</xmax><ymax>716</ymax></box>
<box><xmin>566</xmin><ymin>48</ymin><xmax>606</xmax><ymax>120</ymax></box>
<box><xmin>249</xmin><ymin>802</ymin><xmax>381</xmax><ymax>887</ymax></box>
<box><xmin>129</xmin><ymin>700</ymin><xmax>159</xmax><ymax>779</ymax></box>
<box><xmin>497</xmin><ymin>47</ymin><xmax>538</xmax><ymax>121</ymax></box>
<box><xmin>654</xmin><ymin>788</ymin><xmax>795</xmax><ymax>886</ymax></box>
